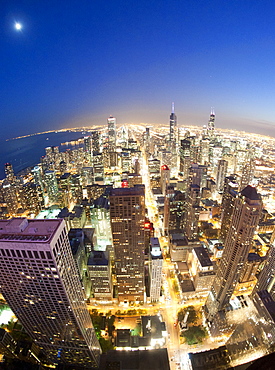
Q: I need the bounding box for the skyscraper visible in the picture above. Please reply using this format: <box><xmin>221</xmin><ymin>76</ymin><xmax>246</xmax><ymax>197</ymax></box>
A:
<box><xmin>207</xmin><ymin>108</ymin><xmax>215</xmax><ymax>138</ymax></box>
<box><xmin>107</xmin><ymin>115</ymin><xmax>116</xmax><ymax>151</ymax></box>
<box><xmin>160</xmin><ymin>164</ymin><xmax>170</xmax><ymax>195</ymax></box>
<box><xmin>84</xmin><ymin>136</ymin><xmax>92</xmax><ymax>164</ymax></box>
<box><xmin>44</xmin><ymin>170</ymin><xmax>58</xmax><ymax>205</ymax></box>
<box><xmin>0</xmin><ymin>218</ymin><xmax>101</xmax><ymax>368</ymax></box>
<box><xmin>205</xmin><ymin>185</ymin><xmax>262</xmax><ymax>320</ymax></box>
<box><xmin>149</xmin><ymin>238</ymin><xmax>163</xmax><ymax>303</ymax></box>
<box><xmin>219</xmin><ymin>176</ymin><xmax>238</xmax><ymax>243</ymax></box>
<box><xmin>216</xmin><ymin>159</ymin><xmax>228</xmax><ymax>193</ymax></box>
<box><xmin>184</xmin><ymin>184</ymin><xmax>201</xmax><ymax>240</ymax></box>
<box><xmin>169</xmin><ymin>102</ymin><xmax>177</xmax><ymax>144</ymax></box>
<box><xmin>110</xmin><ymin>186</ymin><xmax>145</xmax><ymax>303</ymax></box>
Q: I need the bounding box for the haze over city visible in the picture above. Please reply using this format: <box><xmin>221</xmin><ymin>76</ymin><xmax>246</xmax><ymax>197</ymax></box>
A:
<box><xmin>1</xmin><ymin>0</ymin><xmax>275</xmax><ymax>139</ymax></box>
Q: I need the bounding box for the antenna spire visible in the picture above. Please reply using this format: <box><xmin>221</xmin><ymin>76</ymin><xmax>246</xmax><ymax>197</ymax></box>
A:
<box><xmin>172</xmin><ymin>102</ymin><xmax>175</xmax><ymax>114</ymax></box>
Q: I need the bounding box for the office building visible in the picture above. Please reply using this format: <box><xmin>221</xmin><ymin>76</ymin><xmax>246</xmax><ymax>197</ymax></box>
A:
<box><xmin>149</xmin><ymin>238</ymin><xmax>163</xmax><ymax>303</ymax></box>
<box><xmin>205</xmin><ymin>186</ymin><xmax>262</xmax><ymax>320</ymax></box>
<box><xmin>216</xmin><ymin>159</ymin><xmax>228</xmax><ymax>193</ymax></box>
<box><xmin>44</xmin><ymin>170</ymin><xmax>59</xmax><ymax>205</ymax></box>
<box><xmin>0</xmin><ymin>218</ymin><xmax>101</xmax><ymax>368</ymax></box>
<box><xmin>184</xmin><ymin>184</ymin><xmax>201</xmax><ymax>241</ymax></box>
<box><xmin>207</xmin><ymin>108</ymin><xmax>215</xmax><ymax>138</ymax></box>
<box><xmin>169</xmin><ymin>102</ymin><xmax>177</xmax><ymax>146</ymax></box>
<box><xmin>88</xmin><ymin>250</ymin><xmax>113</xmax><ymax>302</ymax></box>
<box><xmin>110</xmin><ymin>186</ymin><xmax>145</xmax><ymax>303</ymax></box>
<box><xmin>107</xmin><ymin>115</ymin><xmax>116</xmax><ymax>151</ymax></box>
<box><xmin>91</xmin><ymin>130</ymin><xmax>100</xmax><ymax>154</ymax></box>
<box><xmin>160</xmin><ymin>165</ymin><xmax>170</xmax><ymax>195</ymax></box>
<box><xmin>254</xmin><ymin>243</ymin><xmax>275</xmax><ymax>301</ymax></box>
<box><xmin>84</xmin><ymin>136</ymin><xmax>92</xmax><ymax>164</ymax></box>
<box><xmin>219</xmin><ymin>176</ymin><xmax>239</xmax><ymax>243</ymax></box>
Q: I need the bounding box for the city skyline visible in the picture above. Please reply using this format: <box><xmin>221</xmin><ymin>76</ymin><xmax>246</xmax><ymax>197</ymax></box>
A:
<box><xmin>0</xmin><ymin>113</ymin><xmax>275</xmax><ymax>368</ymax></box>
<box><xmin>1</xmin><ymin>1</ymin><xmax>275</xmax><ymax>139</ymax></box>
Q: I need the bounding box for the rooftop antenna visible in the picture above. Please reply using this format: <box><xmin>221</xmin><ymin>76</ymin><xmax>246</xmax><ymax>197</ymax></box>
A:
<box><xmin>172</xmin><ymin>102</ymin><xmax>175</xmax><ymax>114</ymax></box>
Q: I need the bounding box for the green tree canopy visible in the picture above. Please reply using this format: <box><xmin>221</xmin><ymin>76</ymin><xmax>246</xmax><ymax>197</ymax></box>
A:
<box><xmin>181</xmin><ymin>325</ymin><xmax>207</xmax><ymax>345</ymax></box>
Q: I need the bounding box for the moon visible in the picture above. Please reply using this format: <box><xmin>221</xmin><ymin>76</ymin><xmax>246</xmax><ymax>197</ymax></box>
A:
<box><xmin>15</xmin><ymin>22</ymin><xmax>22</xmax><ymax>31</ymax></box>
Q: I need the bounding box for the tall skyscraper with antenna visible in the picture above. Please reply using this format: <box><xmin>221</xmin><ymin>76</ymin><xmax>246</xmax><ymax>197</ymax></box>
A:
<box><xmin>169</xmin><ymin>102</ymin><xmax>177</xmax><ymax>144</ymax></box>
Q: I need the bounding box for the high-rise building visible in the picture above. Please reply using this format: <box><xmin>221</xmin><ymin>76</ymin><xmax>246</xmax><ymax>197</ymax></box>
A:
<box><xmin>149</xmin><ymin>238</ymin><xmax>163</xmax><ymax>303</ymax></box>
<box><xmin>83</xmin><ymin>136</ymin><xmax>92</xmax><ymax>164</ymax></box>
<box><xmin>254</xmin><ymin>243</ymin><xmax>275</xmax><ymax>301</ymax></box>
<box><xmin>44</xmin><ymin>170</ymin><xmax>59</xmax><ymax>204</ymax></box>
<box><xmin>184</xmin><ymin>184</ymin><xmax>201</xmax><ymax>241</ymax></box>
<box><xmin>107</xmin><ymin>115</ymin><xmax>116</xmax><ymax>151</ymax></box>
<box><xmin>219</xmin><ymin>175</ymin><xmax>239</xmax><ymax>243</ymax></box>
<box><xmin>0</xmin><ymin>218</ymin><xmax>101</xmax><ymax>367</ymax></box>
<box><xmin>31</xmin><ymin>165</ymin><xmax>44</xmax><ymax>191</ymax></box>
<box><xmin>91</xmin><ymin>130</ymin><xmax>100</xmax><ymax>154</ymax></box>
<box><xmin>4</xmin><ymin>163</ymin><xmax>16</xmax><ymax>185</ymax></box>
<box><xmin>216</xmin><ymin>159</ymin><xmax>228</xmax><ymax>193</ymax></box>
<box><xmin>110</xmin><ymin>186</ymin><xmax>145</xmax><ymax>303</ymax></box>
<box><xmin>179</xmin><ymin>139</ymin><xmax>191</xmax><ymax>177</ymax></box>
<box><xmin>169</xmin><ymin>102</ymin><xmax>177</xmax><ymax>145</ymax></box>
<box><xmin>207</xmin><ymin>108</ymin><xmax>215</xmax><ymax>138</ymax></box>
<box><xmin>88</xmin><ymin>250</ymin><xmax>113</xmax><ymax>302</ymax></box>
<box><xmin>160</xmin><ymin>165</ymin><xmax>170</xmax><ymax>195</ymax></box>
<box><xmin>199</xmin><ymin>139</ymin><xmax>210</xmax><ymax>166</ymax></box>
<box><xmin>205</xmin><ymin>185</ymin><xmax>262</xmax><ymax>320</ymax></box>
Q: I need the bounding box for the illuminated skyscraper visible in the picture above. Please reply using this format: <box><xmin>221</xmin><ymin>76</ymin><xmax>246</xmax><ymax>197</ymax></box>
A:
<box><xmin>44</xmin><ymin>170</ymin><xmax>58</xmax><ymax>204</ymax></box>
<box><xmin>83</xmin><ymin>136</ymin><xmax>92</xmax><ymax>164</ymax></box>
<box><xmin>184</xmin><ymin>184</ymin><xmax>201</xmax><ymax>241</ymax></box>
<box><xmin>149</xmin><ymin>238</ymin><xmax>163</xmax><ymax>303</ymax></box>
<box><xmin>4</xmin><ymin>163</ymin><xmax>16</xmax><ymax>185</ymax></box>
<box><xmin>107</xmin><ymin>115</ymin><xmax>116</xmax><ymax>151</ymax></box>
<box><xmin>207</xmin><ymin>108</ymin><xmax>215</xmax><ymax>138</ymax></box>
<box><xmin>216</xmin><ymin>159</ymin><xmax>228</xmax><ymax>193</ymax></box>
<box><xmin>91</xmin><ymin>130</ymin><xmax>100</xmax><ymax>153</ymax></box>
<box><xmin>219</xmin><ymin>176</ymin><xmax>238</xmax><ymax>243</ymax></box>
<box><xmin>169</xmin><ymin>102</ymin><xmax>177</xmax><ymax>145</ymax></box>
<box><xmin>205</xmin><ymin>186</ymin><xmax>262</xmax><ymax>320</ymax></box>
<box><xmin>160</xmin><ymin>165</ymin><xmax>170</xmax><ymax>195</ymax></box>
<box><xmin>0</xmin><ymin>218</ymin><xmax>101</xmax><ymax>368</ymax></box>
<box><xmin>254</xmin><ymin>243</ymin><xmax>275</xmax><ymax>302</ymax></box>
<box><xmin>110</xmin><ymin>186</ymin><xmax>145</xmax><ymax>303</ymax></box>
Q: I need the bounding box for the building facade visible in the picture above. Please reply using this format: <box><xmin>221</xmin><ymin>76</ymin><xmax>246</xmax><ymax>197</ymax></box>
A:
<box><xmin>110</xmin><ymin>186</ymin><xmax>145</xmax><ymax>303</ymax></box>
<box><xmin>205</xmin><ymin>186</ymin><xmax>262</xmax><ymax>320</ymax></box>
<box><xmin>0</xmin><ymin>218</ymin><xmax>101</xmax><ymax>368</ymax></box>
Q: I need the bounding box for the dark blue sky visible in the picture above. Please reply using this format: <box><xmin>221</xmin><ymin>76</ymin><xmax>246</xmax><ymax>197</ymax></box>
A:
<box><xmin>1</xmin><ymin>0</ymin><xmax>275</xmax><ymax>138</ymax></box>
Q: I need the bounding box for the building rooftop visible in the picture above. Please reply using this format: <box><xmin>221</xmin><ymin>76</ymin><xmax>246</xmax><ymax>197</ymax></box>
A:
<box><xmin>0</xmin><ymin>218</ymin><xmax>63</xmax><ymax>243</ymax></box>
<box><xmin>193</xmin><ymin>246</ymin><xmax>213</xmax><ymax>267</ymax></box>
<box><xmin>241</xmin><ymin>185</ymin><xmax>260</xmax><ymax>201</ymax></box>
<box><xmin>110</xmin><ymin>185</ymin><xmax>145</xmax><ymax>197</ymax></box>
<box><xmin>88</xmin><ymin>251</ymin><xmax>108</xmax><ymax>266</ymax></box>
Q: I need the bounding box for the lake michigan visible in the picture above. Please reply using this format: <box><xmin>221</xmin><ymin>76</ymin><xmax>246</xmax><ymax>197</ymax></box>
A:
<box><xmin>0</xmin><ymin>131</ymin><xmax>91</xmax><ymax>180</ymax></box>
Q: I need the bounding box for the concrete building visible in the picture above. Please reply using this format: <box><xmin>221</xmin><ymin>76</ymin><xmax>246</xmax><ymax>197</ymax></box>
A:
<box><xmin>205</xmin><ymin>186</ymin><xmax>262</xmax><ymax>321</ymax></box>
<box><xmin>149</xmin><ymin>238</ymin><xmax>163</xmax><ymax>303</ymax></box>
<box><xmin>110</xmin><ymin>186</ymin><xmax>145</xmax><ymax>303</ymax></box>
<box><xmin>0</xmin><ymin>218</ymin><xmax>101</xmax><ymax>368</ymax></box>
<box><xmin>88</xmin><ymin>250</ymin><xmax>113</xmax><ymax>302</ymax></box>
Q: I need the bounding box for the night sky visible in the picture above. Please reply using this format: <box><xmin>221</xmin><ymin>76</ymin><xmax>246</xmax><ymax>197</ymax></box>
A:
<box><xmin>1</xmin><ymin>0</ymin><xmax>275</xmax><ymax>139</ymax></box>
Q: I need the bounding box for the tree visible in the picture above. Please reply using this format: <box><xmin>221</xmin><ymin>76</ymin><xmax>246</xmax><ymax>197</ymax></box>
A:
<box><xmin>99</xmin><ymin>337</ymin><xmax>113</xmax><ymax>353</ymax></box>
<box><xmin>181</xmin><ymin>325</ymin><xmax>207</xmax><ymax>345</ymax></box>
<box><xmin>177</xmin><ymin>306</ymin><xmax>198</xmax><ymax>325</ymax></box>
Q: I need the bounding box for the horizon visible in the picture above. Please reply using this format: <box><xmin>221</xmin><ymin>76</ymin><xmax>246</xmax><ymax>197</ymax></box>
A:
<box><xmin>1</xmin><ymin>1</ymin><xmax>275</xmax><ymax>139</ymax></box>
